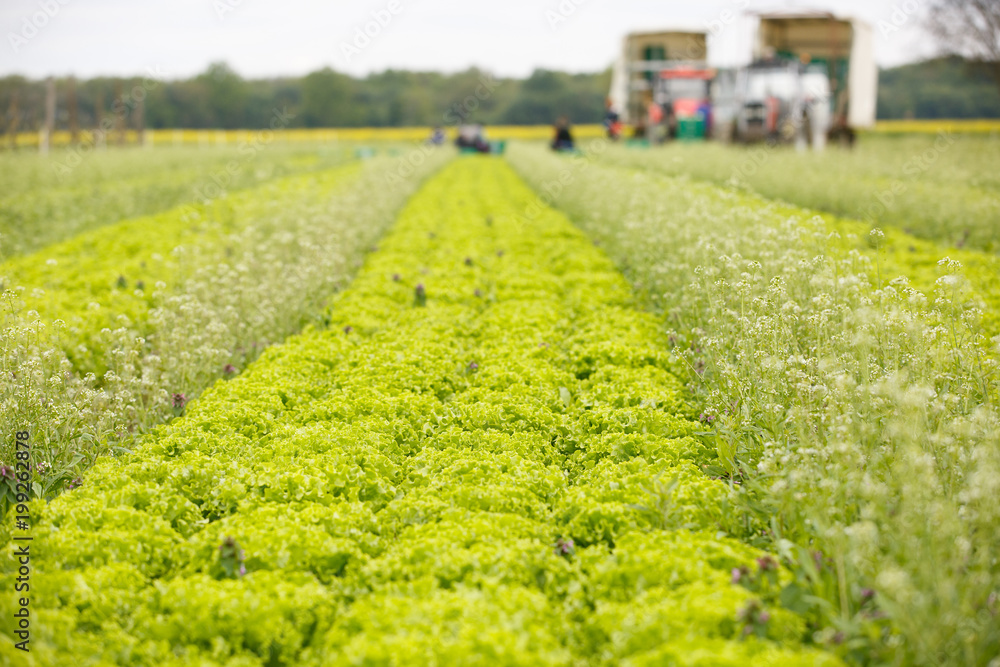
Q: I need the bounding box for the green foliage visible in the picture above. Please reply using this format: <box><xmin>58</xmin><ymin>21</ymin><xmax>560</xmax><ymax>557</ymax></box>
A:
<box><xmin>878</xmin><ymin>56</ymin><xmax>1000</xmax><ymax>119</ymax></box>
<box><xmin>0</xmin><ymin>143</ymin><xmax>354</xmax><ymax>259</ymax></box>
<box><xmin>499</xmin><ymin>70</ymin><xmax>610</xmax><ymax>126</ymax></box>
<box><xmin>598</xmin><ymin>134</ymin><xmax>1000</xmax><ymax>253</ymax></box>
<box><xmin>195</xmin><ymin>63</ymin><xmax>252</xmax><ymax>131</ymax></box>
<box><xmin>0</xmin><ymin>65</ymin><xmax>610</xmax><ymax>131</ymax></box>
<box><xmin>301</xmin><ymin>69</ymin><xmax>359</xmax><ymax>128</ymax></box>
<box><xmin>508</xmin><ymin>142</ymin><xmax>1000</xmax><ymax>665</ymax></box>
<box><xmin>0</xmin><ymin>159</ymin><xmax>838</xmax><ymax>665</ymax></box>
<box><xmin>2</xmin><ymin>162</ymin><xmax>364</xmax><ymax>371</ymax></box>
<box><xmin>594</xmin><ymin>136</ymin><xmax>1000</xmax><ymax>333</ymax></box>
<box><xmin>2</xmin><ymin>56</ymin><xmax>997</xmax><ymax>133</ymax></box>
<box><xmin>0</xmin><ymin>150</ymin><xmax>450</xmax><ymax>511</ymax></box>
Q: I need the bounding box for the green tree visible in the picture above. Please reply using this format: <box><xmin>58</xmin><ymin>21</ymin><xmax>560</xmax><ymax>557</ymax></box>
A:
<box><xmin>301</xmin><ymin>68</ymin><xmax>356</xmax><ymax>127</ymax></box>
<box><xmin>877</xmin><ymin>56</ymin><xmax>1000</xmax><ymax>118</ymax></box>
<box><xmin>195</xmin><ymin>62</ymin><xmax>249</xmax><ymax>128</ymax></box>
<box><xmin>926</xmin><ymin>0</ymin><xmax>1000</xmax><ymax>96</ymax></box>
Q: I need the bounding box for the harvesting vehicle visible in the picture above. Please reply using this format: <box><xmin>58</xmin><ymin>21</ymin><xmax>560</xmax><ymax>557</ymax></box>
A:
<box><xmin>609</xmin><ymin>30</ymin><xmax>715</xmax><ymax>141</ymax></box>
<box><xmin>752</xmin><ymin>12</ymin><xmax>878</xmax><ymax>145</ymax></box>
<box><xmin>716</xmin><ymin>58</ymin><xmax>832</xmax><ymax>149</ymax></box>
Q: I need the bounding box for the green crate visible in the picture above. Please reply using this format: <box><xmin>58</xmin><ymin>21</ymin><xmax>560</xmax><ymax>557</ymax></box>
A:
<box><xmin>677</xmin><ymin>118</ymin><xmax>706</xmax><ymax>140</ymax></box>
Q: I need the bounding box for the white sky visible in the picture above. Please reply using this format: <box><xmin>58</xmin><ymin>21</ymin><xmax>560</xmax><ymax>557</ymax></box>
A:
<box><xmin>1</xmin><ymin>0</ymin><xmax>938</xmax><ymax>80</ymax></box>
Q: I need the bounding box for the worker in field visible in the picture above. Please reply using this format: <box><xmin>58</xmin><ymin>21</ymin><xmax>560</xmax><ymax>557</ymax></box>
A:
<box><xmin>698</xmin><ymin>98</ymin><xmax>712</xmax><ymax>138</ymax></box>
<box><xmin>456</xmin><ymin>124</ymin><xmax>476</xmax><ymax>149</ymax></box>
<box><xmin>427</xmin><ymin>126</ymin><xmax>446</xmax><ymax>145</ymax></box>
<box><xmin>663</xmin><ymin>103</ymin><xmax>678</xmax><ymax>142</ymax></box>
<box><xmin>551</xmin><ymin>116</ymin><xmax>575</xmax><ymax>152</ymax></box>
<box><xmin>456</xmin><ymin>124</ymin><xmax>490</xmax><ymax>152</ymax></box>
<box><xmin>603</xmin><ymin>98</ymin><xmax>622</xmax><ymax>140</ymax></box>
<box><xmin>648</xmin><ymin>99</ymin><xmax>666</xmax><ymax>144</ymax></box>
<box><xmin>473</xmin><ymin>124</ymin><xmax>493</xmax><ymax>153</ymax></box>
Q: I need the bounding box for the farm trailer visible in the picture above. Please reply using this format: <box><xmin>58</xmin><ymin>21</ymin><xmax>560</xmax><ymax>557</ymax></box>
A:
<box><xmin>754</xmin><ymin>12</ymin><xmax>878</xmax><ymax>144</ymax></box>
<box><xmin>609</xmin><ymin>30</ymin><xmax>715</xmax><ymax>141</ymax></box>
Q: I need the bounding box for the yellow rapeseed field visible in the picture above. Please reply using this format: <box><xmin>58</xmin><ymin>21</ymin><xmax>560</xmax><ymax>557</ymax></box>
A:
<box><xmin>870</xmin><ymin>119</ymin><xmax>1000</xmax><ymax>133</ymax></box>
<box><xmin>4</xmin><ymin>125</ymin><xmax>609</xmax><ymax>148</ymax></box>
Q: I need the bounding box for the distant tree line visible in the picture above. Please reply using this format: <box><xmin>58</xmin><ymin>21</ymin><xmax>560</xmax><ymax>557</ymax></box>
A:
<box><xmin>924</xmin><ymin>0</ymin><xmax>1000</xmax><ymax>97</ymax></box>
<box><xmin>0</xmin><ymin>57</ymin><xmax>997</xmax><ymax>133</ymax></box>
<box><xmin>0</xmin><ymin>63</ymin><xmax>611</xmax><ymax>132</ymax></box>
<box><xmin>877</xmin><ymin>56</ymin><xmax>1000</xmax><ymax>119</ymax></box>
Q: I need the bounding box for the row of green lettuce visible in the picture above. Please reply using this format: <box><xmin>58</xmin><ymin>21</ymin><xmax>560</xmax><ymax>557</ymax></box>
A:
<box><xmin>3</xmin><ymin>161</ymin><xmax>367</xmax><ymax>375</ymax></box>
<box><xmin>1</xmin><ymin>149</ymin><xmax>450</xmax><ymax>507</ymax></box>
<box><xmin>507</xmin><ymin>142</ymin><xmax>1000</xmax><ymax>665</ymax></box>
<box><xmin>598</xmin><ymin>134</ymin><xmax>1000</xmax><ymax>253</ymax></box>
<box><xmin>0</xmin><ymin>158</ymin><xmax>843</xmax><ymax>666</ymax></box>
<box><xmin>0</xmin><ymin>143</ymin><xmax>367</xmax><ymax>260</ymax></box>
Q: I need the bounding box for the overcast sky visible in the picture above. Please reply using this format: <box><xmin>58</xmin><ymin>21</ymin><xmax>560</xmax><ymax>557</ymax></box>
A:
<box><xmin>1</xmin><ymin>0</ymin><xmax>938</xmax><ymax>80</ymax></box>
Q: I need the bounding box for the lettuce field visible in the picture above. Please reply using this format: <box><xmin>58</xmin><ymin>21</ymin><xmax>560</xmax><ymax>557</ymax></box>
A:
<box><xmin>1</xmin><ymin>135</ymin><xmax>999</xmax><ymax>666</ymax></box>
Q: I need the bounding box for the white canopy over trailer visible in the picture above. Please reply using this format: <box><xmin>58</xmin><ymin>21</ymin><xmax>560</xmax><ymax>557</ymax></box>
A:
<box><xmin>754</xmin><ymin>12</ymin><xmax>878</xmax><ymax>130</ymax></box>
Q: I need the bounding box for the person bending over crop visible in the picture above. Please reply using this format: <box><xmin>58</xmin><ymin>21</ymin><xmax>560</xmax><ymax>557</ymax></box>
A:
<box><xmin>551</xmin><ymin>116</ymin><xmax>575</xmax><ymax>152</ymax></box>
